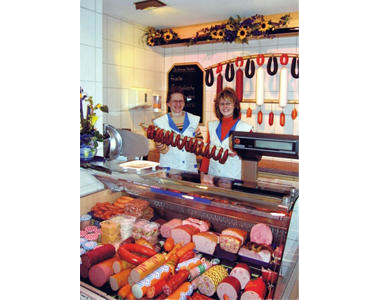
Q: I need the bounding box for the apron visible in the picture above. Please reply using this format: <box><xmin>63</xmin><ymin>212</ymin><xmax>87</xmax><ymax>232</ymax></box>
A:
<box><xmin>208</xmin><ymin>119</ymin><xmax>253</xmax><ymax>180</ymax></box>
<box><xmin>153</xmin><ymin>112</ymin><xmax>200</xmax><ymax>172</ymax></box>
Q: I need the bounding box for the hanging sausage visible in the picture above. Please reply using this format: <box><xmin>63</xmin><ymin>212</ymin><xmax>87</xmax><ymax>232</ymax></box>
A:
<box><xmin>205</xmin><ymin>68</ymin><xmax>214</xmax><ymax>87</ymax></box>
<box><xmin>291</xmin><ymin>107</ymin><xmax>297</xmax><ymax>120</ymax></box>
<box><xmin>280</xmin><ymin>53</ymin><xmax>289</xmax><ymax>66</ymax></box>
<box><xmin>280</xmin><ymin>112</ymin><xmax>285</xmax><ymax>127</ymax></box>
<box><xmin>246</xmin><ymin>107</ymin><xmax>252</xmax><ymax>118</ymax></box>
<box><xmin>245</xmin><ymin>58</ymin><xmax>255</xmax><ymax>78</ymax></box>
<box><xmin>225</xmin><ymin>63</ymin><xmax>235</xmax><ymax>82</ymax></box>
<box><xmin>235</xmin><ymin>57</ymin><xmax>244</xmax><ymax>102</ymax></box>
<box><xmin>216</xmin><ymin>63</ymin><xmax>223</xmax><ymax>96</ymax></box>
<box><xmin>269</xmin><ymin>111</ymin><xmax>274</xmax><ymax>126</ymax></box>
<box><xmin>291</xmin><ymin>57</ymin><xmax>299</xmax><ymax>78</ymax></box>
<box><xmin>267</xmin><ymin>56</ymin><xmax>278</xmax><ymax>76</ymax></box>
<box><xmin>256</xmin><ymin>56</ymin><xmax>265</xmax><ymax>125</ymax></box>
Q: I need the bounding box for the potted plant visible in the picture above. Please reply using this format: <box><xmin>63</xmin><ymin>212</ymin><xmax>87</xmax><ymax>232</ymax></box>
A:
<box><xmin>80</xmin><ymin>87</ymin><xmax>108</xmax><ymax>161</ymax></box>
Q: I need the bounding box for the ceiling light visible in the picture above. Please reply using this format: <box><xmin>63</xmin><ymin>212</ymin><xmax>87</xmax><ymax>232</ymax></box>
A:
<box><xmin>134</xmin><ymin>0</ymin><xmax>166</xmax><ymax>10</ymax></box>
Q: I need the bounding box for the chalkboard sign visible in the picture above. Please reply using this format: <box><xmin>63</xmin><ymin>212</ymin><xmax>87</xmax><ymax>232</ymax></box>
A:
<box><xmin>168</xmin><ymin>63</ymin><xmax>204</xmax><ymax>124</ymax></box>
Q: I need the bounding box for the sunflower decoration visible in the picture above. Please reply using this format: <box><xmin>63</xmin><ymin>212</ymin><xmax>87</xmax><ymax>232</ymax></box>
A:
<box><xmin>236</xmin><ymin>26</ymin><xmax>249</xmax><ymax>42</ymax></box>
<box><xmin>163</xmin><ymin>30</ymin><xmax>173</xmax><ymax>42</ymax></box>
<box><xmin>210</xmin><ymin>30</ymin><xmax>218</xmax><ymax>40</ymax></box>
<box><xmin>216</xmin><ymin>29</ymin><xmax>225</xmax><ymax>40</ymax></box>
<box><xmin>259</xmin><ymin>20</ymin><xmax>272</xmax><ymax>32</ymax></box>
<box><xmin>145</xmin><ymin>27</ymin><xmax>178</xmax><ymax>46</ymax></box>
<box><xmin>147</xmin><ymin>36</ymin><xmax>155</xmax><ymax>46</ymax></box>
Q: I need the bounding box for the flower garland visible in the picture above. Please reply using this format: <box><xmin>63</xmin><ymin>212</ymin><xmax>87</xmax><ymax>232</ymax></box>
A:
<box><xmin>144</xmin><ymin>14</ymin><xmax>290</xmax><ymax>47</ymax></box>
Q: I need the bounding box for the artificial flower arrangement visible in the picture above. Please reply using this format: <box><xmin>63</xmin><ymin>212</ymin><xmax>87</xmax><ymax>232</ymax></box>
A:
<box><xmin>144</xmin><ymin>14</ymin><xmax>290</xmax><ymax>47</ymax></box>
<box><xmin>80</xmin><ymin>87</ymin><xmax>108</xmax><ymax>149</ymax></box>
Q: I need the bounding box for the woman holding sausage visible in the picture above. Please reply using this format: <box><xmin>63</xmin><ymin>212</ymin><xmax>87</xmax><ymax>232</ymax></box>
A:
<box><xmin>200</xmin><ymin>87</ymin><xmax>253</xmax><ymax>180</ymax></box>
<box><xmin>153</xmin><ymin>86</ymin><xmax>203</xmax><ymax>172</ymax></box>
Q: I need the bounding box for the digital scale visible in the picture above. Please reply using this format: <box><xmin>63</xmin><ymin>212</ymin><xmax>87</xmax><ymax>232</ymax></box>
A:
<box><xmin>231</xmin><ymin>132</ymin><xmax>299</xmax><ymax>182</ymax></box>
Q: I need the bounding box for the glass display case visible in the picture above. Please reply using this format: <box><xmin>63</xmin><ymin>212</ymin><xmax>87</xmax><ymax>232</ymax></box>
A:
<box><xmin>80</xmin><ymin>162</ymin><xmax>299</xmax><ymax>299</ymax></box>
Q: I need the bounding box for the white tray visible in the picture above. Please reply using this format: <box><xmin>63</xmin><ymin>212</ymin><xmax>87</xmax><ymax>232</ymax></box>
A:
<box><xmin>119</xmin><ymin>160</ymin><xmax>159</xmax><ymax>173</ymax></box>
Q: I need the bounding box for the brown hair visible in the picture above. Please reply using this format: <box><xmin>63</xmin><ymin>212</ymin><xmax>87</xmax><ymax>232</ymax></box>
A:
<box><xmin>214</xmin><ymin>87</ymin><xmax>241</xmax><ymax>120</ymax></box>
<box><xmin>166</xmin><ymin>86</ymin><xmax>186</xmax><ymax>104</ymax></box>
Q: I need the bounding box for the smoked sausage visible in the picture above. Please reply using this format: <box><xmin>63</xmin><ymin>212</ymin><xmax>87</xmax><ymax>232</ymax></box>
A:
<box><xmin>225</xmin><ymin>63</ymin><xmax>235</xmax><ymax>82</ymax></box>
<box><xmin>267</xmin><ymin>56</ymin><xmax>278</xmax><ymax>76</ymax></box>
<box><xmin>269</xmin><ymin>111</ymin><xmax>274</xmax><ymax>126</ymax></box>
<box><xmin>219</xmin><ymin>149</ymin><xmax>229</xmax><ymax>164</ymax></box>
<box><xmin>280</xmin><ymin>112</ymin><xmax>285</xmax><ymax>127</ymax></box>
<box><xmin>205</xmin><ymin>69</ymin><xmax>214</xmax><ymax>86</ymax></box>
<box><xmin>245</xmin><ymin>58</ymin><xmax>255</xmax><ymax>78</ymax></box>
<box><xmin>291</xmin><ymin>57</ymin><xmax>299</xmax><ymax>78</ymax></box>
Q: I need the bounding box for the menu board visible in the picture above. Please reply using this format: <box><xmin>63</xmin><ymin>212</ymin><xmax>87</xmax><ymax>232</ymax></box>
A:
<box><xmin>168</xmin><ymin>63</ymin><xmax>204</xmax><ymax>124</ymax></box>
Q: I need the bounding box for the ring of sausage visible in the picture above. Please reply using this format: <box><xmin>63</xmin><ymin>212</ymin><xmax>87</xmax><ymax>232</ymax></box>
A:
<box><xmin>225</xmin><ymin>63</ymin><xmax>235</xmax><ymax>82</ymax></box>
<box><xmin>213</xmin><ymin>148</ymin><xmax>223</xmax><ymax>161</ymax></box>
<box><xmin>256</xmin><ymin>54</ymin><xmax>265</xmax><ymax>66</ymax></box>
<box><xmin>191</xmin><ymin>139</ymin><xmax>199</xmax><ymax>153</ymax></box>
<box><xmin>219</xmin><ymin>149</ymin><xmax>229</xmax><ymax>164</ymax></box>
<box><xmin>163</xmin><ymin>130</ymin><xmax>171</xmax><ymax>144</ymax></box>
<box><xmin>280</xmin><ymin>53</ymin><xmax>289</xmax><ymax>65</ymax></box>
<box><xmin>245</xmin><ymin>58</ymin><xmax>255</xmax><ymax>78</ymax></box>
<box><xmin>154</xmin><ymin>128</ymin><xmax>164</xmax><ymax>142</ymax></box>
<box><xmin>205</xmin><ymin>69</ymin><xmax>214</xmax><ymax>87</ymax></box>
<box><xmin>194</xmin><ymin>141</ymin><xmax>204</xmax><ymax>156</ymax></box>
<box><xmin>267</xmin><ymin>56</ymin><xmax>278</xmax><ymax>76</ymax></box>
<box><xmin>291</xmin><ymin>57</ymin><xmax>299</xmax><ymax>78</ymax></box>
<box><xmin>118</xmin><ymin>243</ymin><xmax>157</xmax><ymax>266</ymax></box>
<box><xmin>209</xmin><ymin>145</ymin><xmax>217</xmax><ymax>159</ymax></box>
<box><xmin>202</xmin><ymin>144</ymin><xmax>210</xmax><ymax>158</ymax></box>
<box><xmin>177</xmin><ymin>136</ymin><xmax>188</xmax><ymax>150</ymax></box>
<box><xmin>216</xmin><ymin>63</ymin><xmax>223</xmax><ymax>74</ymax></box>
<box><xmin>172</xmin><ymin>133</ymin><xmax>181</xmax><ymax>147</ymax></box>
<box><xmin>235</xmin><ymin>56</ymin><xmax>244</xmax><ymax>68</ymax></box>
<box><xmin>185</xmin><ymin>137</ymin><xmax>194</xmax><ymax>152</ymax></box>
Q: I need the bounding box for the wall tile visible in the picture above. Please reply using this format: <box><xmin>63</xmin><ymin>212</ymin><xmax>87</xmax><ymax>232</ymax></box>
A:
<box><xmin>108</xmin><ymin>16</ymin><xmax>121</xmax><ymax>42</ymax></box>
<box><xmin>144</xmin><ymin>50</ymin><xmax>155</xmax><ymax>71</ymax></box>
<box><xmin>107</xmin><ymin>40</ymin><xmax>121</xmax><ymax>65</ymax></box>
<box><xmin>107</xmin><ymin>64</ymin><xmax>121</xmax><ymax>88</ymax></box>
<box><xmin>107</xmin><ymin>111</ymin><xmax>121</xmax><ymax>128</ymax></box>
<box><xmin>95</xmin><ymin>83</ymin><xmax>103</xmax><ymax>104</ymax></box>
<box><xmin>144</xmin><ymin>70</ymin><xmax>154</xmax><ymax>90</ymax></box>
<box><xmin>121</xmin><ymin>22</ymin><xmax>134</xmax><ymax>45</ymax></box>
<box><xmin>102</xmin><ymin>15</ymin><xmax>108</xmax><ymax>39</ymax></box>
<box><xmin>95</xmin><ymin>0</ymin><xmax>102</xmax><ymax>13</ymax></box>
<box><xmin>133</xmin><ymin>69</ymin><xmax>145</xmax><ymax>87</ymax></box>
<box><xmin>81</xmin><ymin>0</ymin><xmax>95</xmax><ymax>10</ymax></box>
<box><xmin>134</xmin><ymin>48</ymin><xmax>145</xmax><ymax>69</ymax></box>
<box><xmin>80</xmin><ymin>44</ymin><xmax>95</xmax><ymax>81</ymax></box>
<box><xmin>80</xmin><ymin>80</ymin><xmax>95</xmax><ymax>100</ymax></box>
<box><xmin>120</xmin><ymin>44</ymin><xmax>134</xmax><ymax>67</ymax></box>
<box><xmin>134</xmin><ymin>27</ymin><xmax>146</xmax><ymax>48</ymax></box>
<box><xmin>95</xmin><ymin>48</ymin><xmax>103</xmax><ymax>82</ymax></box>
<box><xmin>95</xmin><ymin>13</ymin><xmax>102</xmax><ymax>48</ymax></box>
<box><xmin>80</xmin><ymin>8</ymin><xmax>96</xmax><ymax>46</ymax></box>
<box><xmin>102</xmin><ymin>63</ymin><xmax>108</xmax><ymax>87</ymax></box>
<box><xmin>107</xmin><ymin>88</ymin><xmax>121</xmax><ymax>112</ymax></box>
<box><xmin>120</xmin><ymin>66</ymin><xmax>133</xmax><ymax>88</ymax></box>
<box><xmin>120</xmin><ymin>110</ymin><xmax>133</xmax><ymax>130</ymax></box>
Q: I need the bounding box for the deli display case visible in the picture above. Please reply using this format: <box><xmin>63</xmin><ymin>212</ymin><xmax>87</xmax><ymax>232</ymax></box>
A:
<box><xmin>80</xmin><ymin>159</ymin><xmax>299</xmax><ymax>300</ymax></box>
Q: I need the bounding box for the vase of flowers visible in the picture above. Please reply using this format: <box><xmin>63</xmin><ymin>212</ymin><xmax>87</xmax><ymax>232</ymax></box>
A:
<box><xmin>80</xmin><ymin>87</ymin><xmax>108</xmax><ymax>161</ymax></box>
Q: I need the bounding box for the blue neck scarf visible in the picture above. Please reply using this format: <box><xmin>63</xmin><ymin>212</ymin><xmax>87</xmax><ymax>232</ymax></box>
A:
<box><xmin>167</xmin><ymin>112</ymin><xmax>189</xmax><ymax>134</ymax></box>
<box><xmin>216</xmin><ymin>119</ymin><xmax>240</xmax><ymax>142</ymax></box>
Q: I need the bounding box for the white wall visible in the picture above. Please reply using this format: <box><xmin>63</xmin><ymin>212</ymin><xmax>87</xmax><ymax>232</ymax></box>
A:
<box><xmin>80</xmin><ymin>0</ymin><xmax>105</xmax><ymax>194</ymax></box>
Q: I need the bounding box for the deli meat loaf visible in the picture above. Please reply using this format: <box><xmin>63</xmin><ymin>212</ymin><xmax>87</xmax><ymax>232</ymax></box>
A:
<box><xmin>216</xmin><ymin>276</ymin><xmax>241</xmax><ymax>300</ymax></box>
<box><xmin>238</xmin><ymin>246</ymin><xmax>271</xmax><ymax>263</ymax></box>
<box><xmin>221</xmin><ymin>228</ymin><xmax>247</xmax><ymax>244</ymax></box>
<box><xmin>219</xmin><ymin>234</ymin><xmax>242</xmax><ymax>254</ymax></box>
<box><xmin>81</xmin><ymin>244</ymin><xmax>116</xmax><ymax>278</ymax></box>
<box><xmin>250</xmin><ymin>223</ymin><xmax>273</xmax><ymax>245</ymax></box>
<box><xmin>230</xmin><ymin>263</ymin><xmax>251</xmax><ymax>289</ymax></box>
<box><xmin>241</xmin><ymin>277</ymin><xmax>266</xmax><ymax>300</ymax></box>
<box><xmin>182</xmin><ymin>218</ymin><xmax>210</xmax><ymax>232</ymax></box>
<box><xmin>171</xmin><ymin>224</ymin><xmax>200</xmax><ymax>245</ymax></box>
<box><xmin>160</xmin><ymin>218</ymin><xmax>182</xmax><ymax>238</ymax></box>
<box><xmin>192</xmin><ymin>232</ymin><xmax>218</xmax><ymax>255</ymax></box>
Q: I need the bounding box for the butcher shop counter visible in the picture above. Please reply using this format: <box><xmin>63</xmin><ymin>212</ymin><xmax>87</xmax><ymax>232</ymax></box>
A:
<box><xmin>80</xmin><ymin>162</ymin><xmax>299</xmax><ymax>299</ymax></box>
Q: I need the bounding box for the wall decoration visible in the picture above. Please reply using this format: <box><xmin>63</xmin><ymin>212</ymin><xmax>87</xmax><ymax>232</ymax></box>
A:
<box><xmin>145</xmin><ymin>14</ymin><xmax>292</xmax><ymax>47</ymax></box>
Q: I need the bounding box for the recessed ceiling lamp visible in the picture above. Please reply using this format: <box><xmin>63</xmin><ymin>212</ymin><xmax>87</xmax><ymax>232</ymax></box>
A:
<box><xmin>134</xmin><ymin>0</ymin><xmax>166</xmax><ymax>10</ymax></box>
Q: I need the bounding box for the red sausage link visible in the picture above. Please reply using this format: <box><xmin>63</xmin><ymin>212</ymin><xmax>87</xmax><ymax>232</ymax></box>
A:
<box><xmin>280</xmin><ymin>112</ymin><xmax>285</xmax><ymax>126</ymax></box>
<box><xmin>269</xmin><ymin>111</ymin><xmax>274</xmax><ymax>126</ymax></box>
<box><xmin>280</xmin><ymin>53</ymin><xmax>289</xmax><ymax>65</ymax></box>
<box><xmin>118</xmin><ymin>243</ymin><xmax>157</xmax><ymax>265</ymax></box>
<box><xmin>256</xmin><ymin>54</ymin><xmax>265</xmax><ymax>66</ymax></box>
<box><xmin>202</xmin><ymin>143</ymin><xmax>210</xmax><ymax>158</ymax></box>
<box><xmin>163</xmin><ymin>130</ymin><xmax>171</xmax><ymax>144</ymax></box>
<box><xmin>146</xmin><ymin>125</ymin><xmax>153</xmax><ymax>139</ymax></box>
<box><xmin>216</xmin><ymin>74</ymin><xmax>223</xmax><ymax>96</ymax></box>
<box><xmin>191</xmin><ymin>139</ymin><xmax>199</xmax><ymax>153</ymax></box>
<box><xmin>162</xmin><ymin>270</ymin><xmax>189</xmax><ymax>296</ymax></box>
<box><xmin>177</xmin><ymin>136</ymin><xmax>187</xmax><ymax>150</ymax></box>
<box><xmin>154</xmin><ymin>128</ymin><xmax>164</xmax><ymax>142</ymax></box>
<box><xmin>194</xmin><ymin>141</ymin><xmax>204</xmax><ymax>156</ymax></box>
<box><xmin>185</xmin><ymin>137</ymin><xmax>194</xmax><ymax>152</ymax></box>
<box><xmin>235</xmin><ymin>68</ymin><xmax>243</xmax><ymax>102</ymax></box>
<box><xmin>172</xmin><ymin>133</ymin><xmax>180</xmax><ymax>147</ymax></box>
<box><xmin>219</xmin><ymin>149</ymin><xmax>229</xmax><ymax>164</ymax></box>
<box><xmin>209</xmin><ymin>145</ymin><xmax>217</xmax><ymax>159</ymax></box>
<box><xmin>258</xmin><ymin>111</ymin><xmax>263</xmax><ymax>125</ymax></box>
<box><xmin>213</xmin><ymin>148</ymin><xmax>223</xmax><ymax>161</ymax></box>
<box><xmin>291</xmin><ymin>108</ymin><xmax>298</xmax><ymax>120</ymax></box>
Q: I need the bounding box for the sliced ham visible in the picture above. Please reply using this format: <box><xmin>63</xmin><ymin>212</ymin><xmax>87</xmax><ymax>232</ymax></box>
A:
<box><xmin>221</xmin><ymin>228</ymin><xmax>247</xmax><ymax>244</ymax></box>
<box><xmin>182</xmin><ymin>218</ymin><xmax>210</xmax><ymax>232</ymax></box>
<box><xmin>160</xmin><ymin>218</ymin><xmax>182</xmax><ymax>238</ymax></box>
<box><xmin>171</xmin><ymin>224</ymin><xmax>199</xmax><ymax>245</ymax></box>
<box><xmin>238</xmin><ymin>246</ymin><xmax>272</xmax><ymax>263</ymax></box>
<box><xmin>250</xmin><ymin>223</ymin><xmax>273</xmax><ymax>245</ymax></box>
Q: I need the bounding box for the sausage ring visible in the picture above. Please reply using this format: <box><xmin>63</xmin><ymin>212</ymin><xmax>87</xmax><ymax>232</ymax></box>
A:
<box><xmin>245</xmin><ymin>58</ymin><xmax>255</xmax><ymax>78</ymax></box>
<box><xmin>202</xmin><ymin>143</ymin><xmax>210</xmax><ymax>158</ymax></box>
<box><xmin>189</xmin><ymin>138</ymin><xmax>198</xmax><ymax>153</ymax></box>
<box><xmin>172</xmin><ymin>133</ymin><xmax>180</xmax><ymax>147</ymax></box>
<box><xmin>177</xmin><ymin>136</ymin><xmax>188</xmax><ymax>150</ymax></box>
<box><xmin>209</xmin><ymin>145</ymin><xmax>217</xmax><ymax>159</ymax></box>
<box><xmin>162</xmin><ymin>130</ymin><xmax>171</xmax><ymax>144</ymax></box>
<box><xmin>147</xmin><ymin>125</ymin><xmax>155</xmax><ymax>139</ymax></box>
<box><xmin>213</xmin><ymin>148</ymin><xmax>223</xmax><ymax>161</ymax></box>
<box><xmin>164</xmin><ymin>131</ymin><xmax>174</xmax><ymax>145</ymax></box>
<box><xmin>256</xmin><ymin>54</ymin><xmax>265</xmax><ymax>66</ymax></box>
<box><xmin>235</xmin><ymin>56</ymin><xmax>244</xmax><ymax>68</ymax></box>
<box><xmin>225</xmin><ymin>63</ymin><xmax>235</xmax><ymax>82</ymax></box>
<box><xmin>291</xmin><ymin>57</ymin><xmax>299</xmax><ymax>78</ymax></box>
<box><xmin>118</xmin><ymin>243</ymin><xmax>157</xmax><ymax>265</ymax></box>
<box><xmin>280</xmin><ymin>53</ymin><xmax>289</xmax><ymax>65</ymax></box>
<box><xmin>194</xmin><ymin>141</ymin><xmax>204</xmax><ymax>156</ymax></box>
<box><xmin>219</xmin><ymin>149</ymin><xmax>229</xmax><ymax>164</ymax></box>
<box><xmin>267</xmin><ymin>56</ymin><xmax>278</xmax><ymax>76</ymax></box>
<box><xmin>205</xmin><ymin>69</ymin><xmax>214</xmax><ymax>87</ymax></box>
<box><xmin>153</xmin><ymin>128</ymin><xmax>164</xmax><ymax>142</ymax></box>
<box><xmin>185</xmin><ymin>137</ymin><xmax>194</xmax><ymax>152</ymax></box>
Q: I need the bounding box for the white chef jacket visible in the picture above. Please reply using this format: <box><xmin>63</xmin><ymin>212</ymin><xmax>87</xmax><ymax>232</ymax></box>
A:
<box><xmin>208</xmin><ymin>119</ymin><xmax>253</xmax><ymax>180</ymax></box>
<box><xmin>153</xmin><ymin>112</ymin><xmax>200</xmax><ymax>172</ymax></box>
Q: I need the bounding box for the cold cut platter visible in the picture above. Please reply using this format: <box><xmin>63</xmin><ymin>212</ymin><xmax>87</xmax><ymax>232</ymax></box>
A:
<box><xmin>80</xmin><ymin>193</ymin><xmax>286</xmax><ymax>300</ymax></box>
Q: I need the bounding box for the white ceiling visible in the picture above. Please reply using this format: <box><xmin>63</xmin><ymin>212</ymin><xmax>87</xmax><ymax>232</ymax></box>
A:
<box><xmin>103</xmin><ymin>0</ymin><xmax>299</xmax><ymax>28</ymax></box>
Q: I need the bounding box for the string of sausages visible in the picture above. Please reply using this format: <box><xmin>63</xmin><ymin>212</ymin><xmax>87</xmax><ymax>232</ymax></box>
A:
<box><xmin>146</xmin><ymin>125</ymin><xmax>229</xmax><ymax>164</ymax></box>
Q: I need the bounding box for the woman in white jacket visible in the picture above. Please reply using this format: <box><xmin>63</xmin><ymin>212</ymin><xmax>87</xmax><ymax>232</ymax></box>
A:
<box><xmin>153</xmin><ymin>87</ymin><xmax>202</xmax><ymax>172</ymax></box>
<box><xmin>200</xmin><ymin>88</ymin><xmax>253</xmax><ymax>180</ymax></box>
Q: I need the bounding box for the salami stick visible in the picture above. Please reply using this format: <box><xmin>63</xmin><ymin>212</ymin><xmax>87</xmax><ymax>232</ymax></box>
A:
<box><xmin>235</xmin><ymin>68</ymin><xmax>243</xmax><ymax>102</ymax></box>
<box><xmin>216</xmin><ymin>73</ymin><xmax>223</xmax><ymax>96</ymax></box>
<box><xmin>162</xmin><ymin>269</ymin><xmax>190</xmax><ymax>296</ymax></box>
